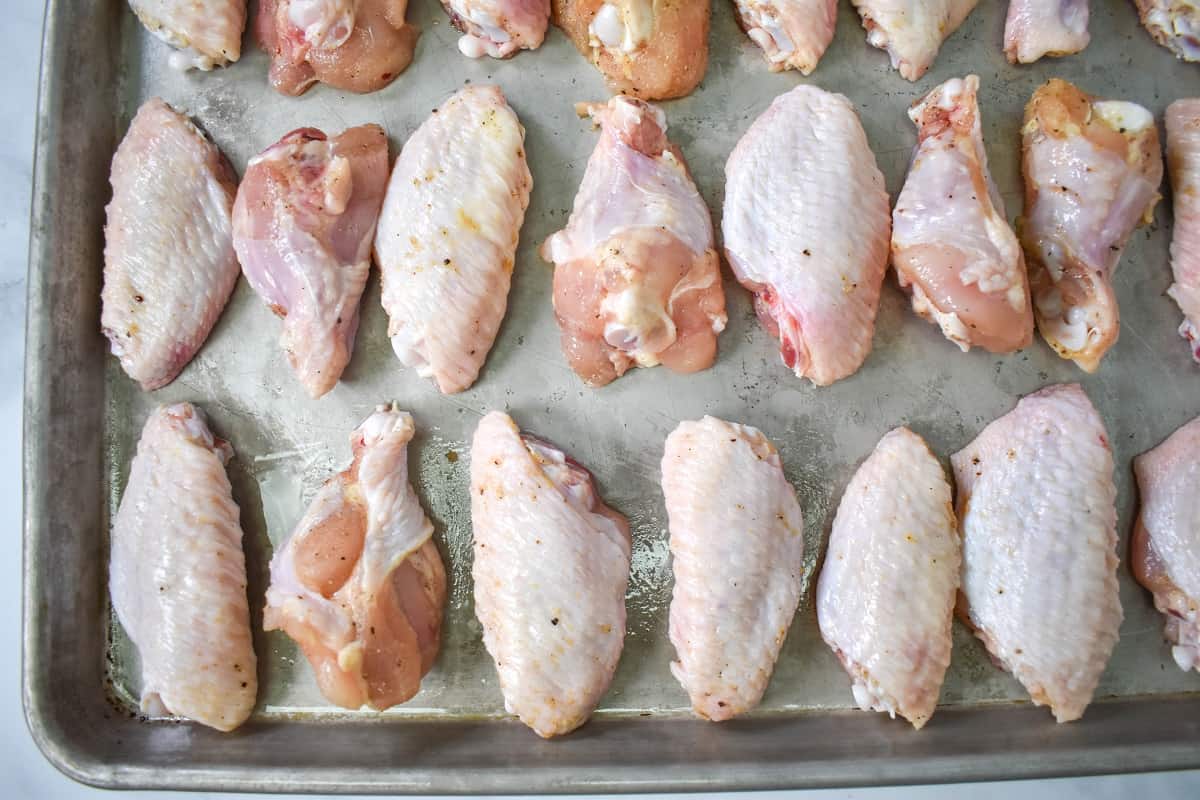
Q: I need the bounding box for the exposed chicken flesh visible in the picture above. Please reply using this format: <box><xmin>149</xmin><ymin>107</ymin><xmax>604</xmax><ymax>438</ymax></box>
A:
<box><xmin>257</xmin><ymin>0</ymin><xmax>419</xmax><ymax>95</ymax></box>
<box><xmin>542</xmin><ymin>97</ymin><xmax>726</xmax><ymax>386</ymax></box>
<box><xmin>732</xmin><ymin>0</ymin><xmax>837</xmax><ymax>75</ymax></box>
<box><xmin>1166</xmin><ymin>99</ymin><xmax>1200</xmax><ymax>362</ymax></box>
<box><xmin>1135</xmin><ymin>1</ymin><xmax>1200</xmax><ymax>62</ymax></box>
<box><xmin>816</xmin><ymin>427</ymin><xmax>959</xmax><ymax>730</ymax></box>
<box><xmin>952</xmin><ymin>384</ymin><xmax>1121</xmax><ymax>723</ymax></box>
<box><xmin>127</xmin><ymin>0</ymin><xmax>246</xmax><ymax>69</ymax></box>
<box><xmin>101</xmin><ymin>98</ymin><xmax>240</xmax><ymax>391</ymax></box>
<box><xmin>470</xmin><ymin>411</ymin><xmax>631</xmax><ymax>737</ymax></box>
<box><xmin>663</xmin><ymin>416</ymin><xmax>804</xmax><ymax>721</ymax></box>
<box><xmin>552</xmin><ymin>0</ymin><xmax>709</xmax><ymax>100</ymax></box>
<box><xmin>1133</xmin><ymin>416</ymin><xmax>1200</xmax><ymax>672</ymax></box>
<box><xmin>1021</xmin><ymin>79</ymin><xmax>1162</xmax><ymax>372</ymax></box>
<box><xmin>723</xmin><ymin>86</ymin><xmax>891</xmax><ymax>386</ymax></box>
<box><xmin>850</xmin><ymin>0</ymin><xmax>978</xmax><ymax>80</ymax></box>
<box><xmin>109</xmin><ymin>403</ymin><xmax>256</xmax><ymax>731</ymax></box>
<box><xmin>892</xmin><ymin>75</ymin><xmax>1033</xmax><ymax>354</ymax></box>
<box><xmin>233</xmin><ymin>125</ymin><xmax>388</xmax><ymax>398</ymax></box>
<box><xmin>264</xmin><ymin>406</ymin><xmax>446</xmax><ymax>710</ymax></box>
<box><xmin>374</xmin><ymin>86</ymin><xmax>532</xmax><ymax>394</ymax></box>
<box><xmin>444</xmin><ymin>0</ymin><xmax>550</xmax><ymax>57</ymax></box>
<box><xmin>1003</xmin><ymin>0</ymin><xmax>1089</xmax><ymax>63</ymax></box>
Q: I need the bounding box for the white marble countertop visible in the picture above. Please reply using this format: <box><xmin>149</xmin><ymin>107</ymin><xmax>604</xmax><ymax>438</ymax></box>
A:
<box><xmin>3</xmin><ymin>2</ymin><xmax>1197</xmax><ymax>798</ymax></box>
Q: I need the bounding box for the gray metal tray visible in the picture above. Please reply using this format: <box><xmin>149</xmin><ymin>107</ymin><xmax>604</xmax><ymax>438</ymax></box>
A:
<box><xmin>23</xmin><ymin>0</ymin><xmax>1200</xmax><ymax>792</ymax></box>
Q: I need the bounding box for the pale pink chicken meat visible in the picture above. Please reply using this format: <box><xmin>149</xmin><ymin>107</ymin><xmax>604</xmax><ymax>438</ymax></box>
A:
<box><xmin>101</xmin><ymin>98</ymin><xmax>240</xmax><ymax>391</ymax></box>
<box><xmin>952</xmin><ymin>384</ymin><xmax>1122</xmax><ymax>723</ymax></box>
<box><xmin>1020</xmin><ymin>79</ymin><xmax>1162</xmax><ymax>372</ymax></box>
<box><xmin>816</xmin><ymin>427</ymin><xmax>959</xmax><ymax>730</ymax></box>
<box><xmin>374</xmin><ymin>86</ymin><xmax>532</xmax><ymax>394</ymax></box>
<box><xmin>1166</xmin><ymin>99</ymin><xmax>1200</xmax><ymax>362</ymax></box>
<box><xmin>470</xmin><ymin>411</ymin><xmax>631</xmax><ymax>737</ymax></box>
<box><xmin>663</xmin><ymin>416</ymin><xmax>804</xmax><ymax>721</ymax></box>
<box><xmin>542</xmin><ymin>97</ymin><xmax>726</xmax><ymax>387</ymax></box>
<box><xmin>127</xmin><ymin>0</ymin><xmax>246</xmax><ymax>69</ymax></box>
<box><xmin>1135</xmin><ymin>1</ymin><xmax>1200</xmax><ymax>62</ymax></box>
<box><xmin>233</xmin><ymin>125</ymin><xmax>389</xmax><ymax>398</ymax></box>
<box><xmin>553</xmin><ymin>0</ymin><xmax>709</xmax><ymax>100</ymax></box>
<box><xmin>257</xmin><ymin>0</ymin><xmax>419</xmax><ymax>96</ymax></box>
<box><xmin>723</xmin><ymin>86</ymin><xmax>891</xmax><ymax>386</ymax></box>
<box><xmin>850</xmin><ymin>0</ymin><xmax>978</xmax><ymax>80</ymax></box>
<box><xmin>732</xmin><ymin>0</ymin><xmax>837</xmax><ymax>75</ymax></box>
<box><xmin>893</xmin><ymin>75</ymin><xmax>1033</xmax><ymax>355</ymax></box>
<box><xmin>109</xmin><ymin>403</ymin><xmax>256</xmax><ymax>731</ymax></box>
<box><xmin>1003</xmin><ymin>0</ymin><xmax>1089</xmax><ymax>63</ymax></box>
<box><xmin>264</xmin><ymin>406</ymin><xmax>446</xmax><ymax>710</ymax></box>
<box><xmin>443</xmin><ymin>0</ymin><xmax>550</xmax><ymax>57</ymax></box>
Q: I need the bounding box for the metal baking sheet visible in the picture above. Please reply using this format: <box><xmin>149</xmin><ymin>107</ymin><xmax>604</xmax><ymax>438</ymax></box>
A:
<box><xmin>24</xmin><ymin>0</ymin><xmax>1200</xmax><ymax>792</ymax></box>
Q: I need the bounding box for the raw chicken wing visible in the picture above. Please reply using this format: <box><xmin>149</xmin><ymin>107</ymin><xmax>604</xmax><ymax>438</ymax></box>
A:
<box><xmin>1021</xmin><ymin>79</ymin><xmax>1162</xmax><ymax>372</ymax></box>
<box><xmin>233</xmin><ymin>125</ymin><xmax>389</xmax><ymax>398</ymax></box>
<box><xmin>1135</xmin><ymin>1</ymin><xmax>1200</xmax><ymax>62</ymax></box>
<box><xmin>1003</xmin><ymin>0</ymin><xmax>1089</xmax><ymax>63</ymax></box>
<box><xmin>1166</xmin><ymin>99</ymin><xmax>1200</xmax><ymax>362</ymax></box>
<box><xmin>892</xmin><ymin>75</ymin><xmax>1033</xmax><ymax>354</ymax></box>
<box><xmin>952</xmin><ymin>384</ymin><xmax>1121</xmax><ymax>723</ymax></box>
<box><xmin>127</xmin><ymin>0</ymin><xmax>246</xmax><ymax>69</ymax></box>
<box><xmin>257</xmin><ymin>0</ymin><xmax>419</xmax><ymax>95</ymax></box>
<box><xmin>552</xmin><ymin>0</ymin><xmax>709</xmax><ymax>100</ymax></box>
<box><xmin>732</xmin><ymin>0</ymin><xmax>837</xmax><ymax>75</ymax></box>
<box><xmin>816</xmin><ymin>427</ymin><xmax>959</xmax><ymax>730</ymax></box>
<box><xmin>723</xmin><ymin>86</ymin><xmax>891</xmax><ymax>386</ymax></box>
<box><xmin>102</xmin><ymin>98</ymin><xmax>240</xmax><ymax>391</ymax></box>
<box><xmin>850</xmin><ymin>0</ymin><xmax>978</xmax><ymax>80</ymax></box>
<box><xmin>663</xmin><ymin>416</ymin><xmax>804</xmax><ymax>721</ymax></box>
<box><xmin>443</xmin><ymin>0</ymin><xmax>550</xmax><ymax>57</ymax></box>
<box><xmin>1133</xmin><ymin>416</ymin><xmax>1200</xmax><ymax>672</ymax></box>
<box><xmin>109</xmin><ymin>403</ymin><xmax>256</xmax><ymax>731</ymax></box>
<box><xmin>470</xmin><ymin>411</ymin><xmax>631</xmax><ymax>737</ymax></box>
<box><xmin>542</xmin><ymin>97</ymin><xmax>726</xmax><ymax>386</ymax></box>
<box><xmin>374</xmin><ymin>86</ymin><xmax>532</xmax><ymax>394</ymax></box>
<box><xmin>264</xmin><ymin>406</ymin><xmax>447</xmax><ymax>709</ymax></box>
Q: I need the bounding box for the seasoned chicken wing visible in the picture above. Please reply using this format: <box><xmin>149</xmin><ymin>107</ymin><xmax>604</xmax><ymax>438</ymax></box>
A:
<box><xmin>850</xmin><ymin>0</ymin><xmax>978</xmax><ymax>80</ymax></box>
<box><xmin>1020</xmin><ymin>79</ymin><xmax>1162</xmax><ymax>372</ymax></box>
<box><xmin>101</xmin><ymin>98</ymin><xmax>240</xmax><ymax>391</ymax></box>
<box><xmin>374</xmin><ymin>86</ymin><xmax>532</xmax><ymax>394</ymax></box>
<box><xmin>443</xmin><ymin>0</ymin><xmax>550</xmax><ymax>57</ymax></box>
<box><xmin>1134</xmin><ymin>0</ymin><xmax>1200</xmax><ymax>62</ymax></box>
<box><xmin>663</xmin><ymin>416</ymin><xmax>804</xmax><ymax>721</ymax></box>
<box><xmin>542</xmin><ymin>97</ymin><xmax>726</xmax><ymax>387</ymax></box>
<box><xmin>1004</xmin><ymin>0</ymin><xmax>1089</xmax><ymax>63</ymax></box>
<box><xmin>1166</xmin><ymin>99</ymin><xmax>1200</xmax><ymax>363</ymax></box>
<box><xmin>264</xmin><ymin>406</ymin><xmax>446</xmax><ymax>710</ymax></box>
<box><xmin>893</xmin><ymin>75</ymin><xmax>1033</xmax><ymax>354</ymax></box>
<box><xmin>723</xmin><ymin>86</ymin><xmax>891</xmax><ymax>386</ymax></box>
<box><xmin>732</xmin><ymin>0</ymin><xmax>837</xmax><ymax>75</ymax></box>
<box><xmin>1133</xmin><ymin>416</ymin><xmax>1200</xmax><ymax>672</ymax></box>
<box><xmin>816</xmin><ymin>427</ymin><xmax>959</xmax><ymax>730</ymax></box>
<box><xmin>552</xmin><ymin>0</ymin><xmax>709</xmax><ymax>100</ymax></box>
<box><xmin>127</xmin><ymin>0</ymin><xmax>246</xmax><ymax>69</ymax></box>
<box><xmin>470</xmin><ymin>411</ymin><xmax>631</xmax><ymax>737</ymax></box>
<box><xmin>952</xmin><ymin>384</ymin><xmax>1121</xmax><ymax>723</ymax></box>
<box><xmin>109</xmin><ymin>403</ymin><xmax>256</xmax><ymax>731</ymax></box>
<box><xmin>233</xmin><ymin>125</ymin><xmax>389</xmax><ymax>398</ymax></box>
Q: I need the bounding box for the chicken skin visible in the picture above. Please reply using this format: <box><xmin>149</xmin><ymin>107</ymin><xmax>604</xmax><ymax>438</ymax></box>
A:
<box><xmin>663</xmin><ymin>416</ymin><xmax>804</xmax><ymax>721</ymax></box>
<box><xmin>1166</xmin><ymin>99</ymin><xmax>1200</xmax><ymax>363</ymax></box>
<box><xmin>542</xmin><ymin>97</ymin><xmax>726</xmax><ymax>387</ymax></box>
<box><xmin>443</xmin><ymin>0</ymin><xmax>550</xmax><ymax>57</ymax></box>
<box><xmin>264</xmin><ymin>406</ymin><xmax>446</xmax><ymax>710</ymax></box>
<box><xmin>892</xmin><ymin>75</ymin><xmax>1033</xmax><ymax>354</ymax></box>
<box><xmin>732</xmin><ymin>0</ymin><xmax>837</xmax><ymax>75</ymax></box>
<box><xmin>470</xmin><ymin>411</ymin><xmax>631</xmax><ymax>737</ymax></box>
<box><xmin>1004</xmin><ymin>0</ymin><xmax>1089</xmax><ymax>63</ymax></box>
<box><xmin>850</xmin><ymin>0</ymin><xmax>978</xmax><ymax>81</ymax></box>
<box><xmin>723</xmin><ymin>85</ymin><xmax>891</xmax><ymax>386</ymax></box>
<box><xmin>952</xmin><ymin>384</ymin><xmax>1121</xmax><ymax>723</ymax></box>
<box><xmin>102</xmin><ymin>98</ymin><xmax>240</xmax><ymax>391</ymax></box>
<box><xmin>816</xmin><ymin>427</ymin><xmax>959</xmax><ymax>730</ymax></box>
<box><xmin>127</xmin><ymin>0</ymin><xmax>246</xmax><ymax>69</ymax></box>
<box><xmin>552</xmin><ymin>0</ymin><xmax>709</xmax><ymax>100</ymax></box>
<box><xmin>109</xmin><ymin>403</ymin><xmax>256</xmax><ymax>732</ymax></box>
<box><xmin>233</xmin><ymin>125</ymin><xmax>389</xmax><ymax>398</ymax></box>
<box><xmin>1134</xmin><ymin>1</ymin><xmax>1200</xmax><ymax>62</ymax></box>
<box><xmin>1020</xmin><ymin>79</ymin><xmax>1162</xmax><ymax>372</ymax></box>
<box><xmin>374</xmin><ymin>86</ymin><xmax>532</xmax><ymax>394</ymax></box>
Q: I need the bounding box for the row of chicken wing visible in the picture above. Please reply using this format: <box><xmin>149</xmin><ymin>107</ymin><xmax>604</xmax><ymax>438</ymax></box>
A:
<box><xmin>109</xmin><ymin>384</ymin><xmax>1200</xmax><ymax>735</ymax></box>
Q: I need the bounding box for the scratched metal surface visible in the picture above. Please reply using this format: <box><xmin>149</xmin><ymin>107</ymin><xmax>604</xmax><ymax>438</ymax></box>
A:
<box><xmin>99</xmin><ymin>0</ymin><xmax>1200</xmax><ymax>736</ymax></box>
